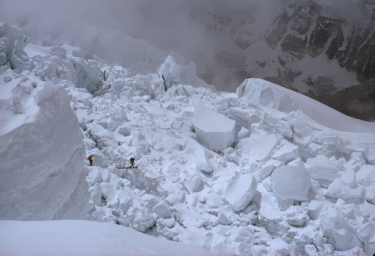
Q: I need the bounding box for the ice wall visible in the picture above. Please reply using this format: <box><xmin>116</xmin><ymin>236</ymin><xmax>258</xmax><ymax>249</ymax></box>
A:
<box><xmin>0</xmin><ymin>22</ymin><xmax>29</xmax><ymax>71</ymax></box>
<box><xmin>0</xmin><ymin>79</ymin><xmax>89</xmax><ymax>220</ymax></box>
<box><xmin>236</xmin><ymin>78</ymin><xmax>375</xmax><ymax>163</ymax></box>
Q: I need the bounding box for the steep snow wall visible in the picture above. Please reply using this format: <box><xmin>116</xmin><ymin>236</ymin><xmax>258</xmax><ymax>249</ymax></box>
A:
<box><xmin>0</xmin><ymin>79</ymin><xmax>89</xmax><ymax>220</ymax></box>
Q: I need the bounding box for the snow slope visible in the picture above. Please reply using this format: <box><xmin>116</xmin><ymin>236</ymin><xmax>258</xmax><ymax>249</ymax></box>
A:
<box><xmin>0</xmin><ymin>220</ymin><xmax>215</xmax><ymax>256</ymax></box>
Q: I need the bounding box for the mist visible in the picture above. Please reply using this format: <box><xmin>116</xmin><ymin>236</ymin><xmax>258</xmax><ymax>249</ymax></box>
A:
<box><xmin>1</xmin><ymin>0</ymin><xmax>373</xmax><ymax>92</ymax></box>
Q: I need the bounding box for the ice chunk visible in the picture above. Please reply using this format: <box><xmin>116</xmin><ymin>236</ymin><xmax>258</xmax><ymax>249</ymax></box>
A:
<box><xmin>238</xmin><ymin>127</ymin><xmax>250</xmax><ymax>140</ymax></box>
<box><xmin>271</xmin><ymin>139</ymin><xmax>299</xmax><ymax>163</ymax></box>
<box><xmin>141</xmin><ymin>194</ymin><xmax>160</xmax><ymax>212</ymax></box>
<box><xmin>157</xmin><ymin>55</ymin><xmax>181</xmax><ymax>90</ymax></box>
<box><xmin>341</xmin><ymin>169</ymin><xmax>356</xmax><ymax>188</ymax></box>
<box><xmin>224</xmin><ymin>173</ymin><xmax>257</xmax><ymax>211</ymax></box>
<box><xmin>71</xmin><ymin>58</ymin><xmax>103</xmax><ymax>94</ymax></box>
<box><xmin>192</xmin><ymin>102</ymin><xmax>236</xmax><ymax>152</ymax></box>
<box><xmin>185</xmin><ymin>174</ymin><xmax>204</xmax><ymax>193</ymax></box>
<box><xmin>366</xmin><ymin>186</ymin><xmax>375</xmax><ymax>205</ymax></box>
<box><xmin>101</xmin><ymin>182</ymin><xmax>119</xmax><ymax>208</ymax></box>
<box><xmin>236</xmin><ymin>78</ymin><xmax>298</xmax><ymax>113</ymax></box>
<box><xmin>144</xmin><ymin>105</ymin><xmax>165</xmax><ymax>119</ymax></box>
<box><xmin>271</xmin><ymin>166</ymin><xmax>311</xmax><ymax>201</ymax></box>
<box><xmin>184</xmin><ymin>139</ymin><xmax>213</xmax><ymax>173</ymax></box>
<box><xmin>218</xmin><ymin>212</ymin><xmax>233</xmax><ymax>225</ymax></box>
<box><xmin>116</xmin><ymin>123</ymin><xmax>132</xmax><ymax>137</ymax></box>
<box><xmin>274</xmin><ymin>120</ymin><xmax>293</xmax><ymax>139</ymax></box>
<box><xmin>356</xmin><ymin>165</ymin><xmax>375</xmax><ymax>187</ymax></box>
<box><xmin>86</xmin><ymin>166</ymin><xmax>102</xmax><ymax>186</ymax></box>
<box><xmin>238</xmin><ymin>134</ymin><xmax>278</xmax><ymax>162</ymax></box>
<box><xmin>307</xmin><ymin>200</ymin><xmax>322</xmax><ymax>220</ymax></box>
<box><xmin>228</xmin><ymin>107</ymin><xmax>257</xmax><ymax>129</ymax></box>
<box><xmin>206</xmin><ymin>194</ymin><xmax>222</xmax><ymax>208</ymax></box>
<box><xmin>319</xmin><ymin>204</ymin><xmax>362</xmax><ymax>251</ymax></box>
<box><xmin>127</xmin><ymin>206</ymin><xmax>155</xmax><ymax>233</ymax></box>
<box><xmin>356</xmin><ymin>222</ymin><xmax>375</xmax><ymax>255</ymax></box>
<box><xmin>258</xmin><ymin>193</ymin><xmax>287</xmax><ymax>236</ymax></box>
<box><xmin>343</xmin><ymin>152</ymin><xmax>366</xmax><ymax>173</ymax></box>
<box><xmin>153</xmin><ymin>202</ymin><xmax>171</xmax><ymax>219</ymax></box>
<box><xmin>364</xmin><ymin>144</ymin><xmax>375</xmax><ymax>165</ymax></box>
<box><xmin>305</xmin><ymin>155</ymin><xmax>340</xmax><ymax>188</ymax></box>
<box><xmin>326</xmin><ymin>178</ymin><xmax>365</xmax><ymax>204</ymax></box>
<box><xmin>253</xmin><ymin>159</ymin><xmax>284</xmax><ymax>182</ymax></box>
<box><xmin>118</xmin><ymin>189</ymin><xmax>134</xmax><ymax>212</ymax></box>
<box><xmin>88</xmin><ymin>183</ymin><xmax>102</xmax><ymax>206</ymax></box>
<box><xmin>131</xmin><ymin>131</ymin><xmax>149</xmax><ymax>157</ymax></box>
<box><xmin>286</xmin><ymin>206</ymin><xmax>309</xmax><ymax>227</ymax></box>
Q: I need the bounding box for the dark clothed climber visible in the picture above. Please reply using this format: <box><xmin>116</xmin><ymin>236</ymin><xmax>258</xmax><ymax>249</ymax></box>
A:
<box><xmin>130</xmin><ymin>157</ymin><xmax>135</xmax><ymax>168</ymax></box>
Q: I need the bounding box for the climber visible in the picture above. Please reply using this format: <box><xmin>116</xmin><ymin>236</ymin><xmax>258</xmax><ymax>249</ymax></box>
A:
<box><xmin>87</xmin><ymin>155</ymin><xmax>93</xmax><ymax>166</ymax></box>
<box><xmin>129</xmin><ymin>157</ymin><xmax>135</xmax><ymax>168</ymax></box>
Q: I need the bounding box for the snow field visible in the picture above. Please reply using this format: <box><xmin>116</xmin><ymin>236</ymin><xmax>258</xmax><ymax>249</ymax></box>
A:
<box><xmin>1</xmin><ymin>24</ymin><xmax>375</xmax><ymax>255</ymax></box>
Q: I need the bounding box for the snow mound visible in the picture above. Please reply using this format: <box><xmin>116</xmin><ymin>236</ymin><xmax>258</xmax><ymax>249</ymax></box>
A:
<box><xmin>0</xmin><ymin>220</ymin><xmax>215</xmax><ymax>256</ymax></box>
<box><xmin>0</xmin><ymin>80</ymin><xmax>88</xmax><ymax>220</ymax></box>
<box><xmin>192</xmin><ymin>102</ymin><xmax>236</xmax><ymax>152</ymax></box>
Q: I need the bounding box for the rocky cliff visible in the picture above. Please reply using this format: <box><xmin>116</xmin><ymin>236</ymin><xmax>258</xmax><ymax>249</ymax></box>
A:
<box><xmin>194</xmin><ymin>1</ymin><xmax>375</xmax><ymax>120</ymax></box>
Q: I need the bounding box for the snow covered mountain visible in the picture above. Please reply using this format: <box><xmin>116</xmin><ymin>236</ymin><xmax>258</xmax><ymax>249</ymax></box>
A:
<box><xmin>184</xmin><ymin>0</ymin><xmax>375</xmax><ymax>121</ymax></box>
<box><xmin>1</xmin><ymin>0</ymin><xmax>374</xmax><ymax>121</ymax></box>
<box><xmin>1</xmin><ymin>19</ymin><xmax>375</xmax><ymax>255</ymax></box>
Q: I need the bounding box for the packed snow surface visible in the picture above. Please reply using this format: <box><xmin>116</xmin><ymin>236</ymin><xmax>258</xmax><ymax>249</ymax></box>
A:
<box><xmin>0</xmin><ymin>220</ymin><xmax>215</xmax><ymax>256</ymax></box>
<box><xmin>1</xmin><ymin>22</ymin><xmax>375</xmax><ymax>256</ymax></box>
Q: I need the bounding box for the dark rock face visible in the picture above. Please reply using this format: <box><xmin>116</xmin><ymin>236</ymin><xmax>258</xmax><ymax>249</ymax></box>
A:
<box><xmin>265</xmin><ymin>1</ymin><xmax>375</xmax><ymax>85</ymax></box>
<box><xmin>266</xmin><ymin>2</ymin><xmax>319</xmax><ymax>60</ymax></box>
<box><xmin>308</xmin><ymin>16</ymin><xmax>342</xmax><ymax>58</ymax></box>
<box><xmin>253</xmin><ymin>1</ymin><xmax>375</xmax><ymax>121</ymax></box>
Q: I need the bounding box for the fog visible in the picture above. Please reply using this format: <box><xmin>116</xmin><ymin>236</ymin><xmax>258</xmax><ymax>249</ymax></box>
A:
<box><xmin>1</xmin><ymin>0</ymin><xmax>372</xmax><ymax>91</ymax></box>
